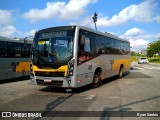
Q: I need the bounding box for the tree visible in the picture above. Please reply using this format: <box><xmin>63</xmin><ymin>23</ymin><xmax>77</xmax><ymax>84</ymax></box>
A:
<box><xmin>147</xmin><ymin>40</ymin><xmax>160</xmax><ymax>57</ymax></box>
<box><xmin>131</xmin><ymin>51</ymin><xmax>141</xmax><ymax>56</ymax></box>
<box><xmin>131</xmin><ymin>51</ymin><xmax>136</xmax><ymax>56</ymax></box>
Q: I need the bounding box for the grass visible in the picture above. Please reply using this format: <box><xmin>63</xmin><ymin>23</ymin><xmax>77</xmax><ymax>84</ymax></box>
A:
<box><xmin>131</xmin><ymin>56</ymin><xmax>138</xmax><ymax>62</ymax></box>
<box><xmin>148</xmin><ymin>57</ymin><xmax>160</xmax><ymax>63</ymax></box>
<box><xmin>131</xmin><ymin>56</ymin><xmax>160</xmax><ymax>64</ymax></box>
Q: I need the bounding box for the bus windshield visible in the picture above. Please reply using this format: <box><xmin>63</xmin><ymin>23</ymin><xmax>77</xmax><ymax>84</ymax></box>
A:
<box><xmin>32</xmin><ymin>30</ymin><xmax>74</xmax><ymax>68</ymax></box>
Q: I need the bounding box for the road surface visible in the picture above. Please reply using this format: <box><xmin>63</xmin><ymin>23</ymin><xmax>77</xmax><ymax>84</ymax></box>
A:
<box><xmin>0</xmin><ymin>62</ymin><xmax>160</xmax><ymax>120</ymax></box>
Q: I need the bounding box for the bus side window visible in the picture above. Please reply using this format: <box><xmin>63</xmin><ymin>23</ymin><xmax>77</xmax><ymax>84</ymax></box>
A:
<box><xmin>7</xmin><ymin>42</ymin><xmax>16</xmax><ymax>57</ymax></box>
<box><xmin>78</xmin><ymin>36</ymin><xmax>91</xmax><ymax>64</ymax></box>
<box><xmin>0</xmin><ymin>41</ymin><xmax>7</xmax><ymax>57</ymax></box>
<box><xmin>79</xmin><ymin>36</ymin><xmax>91</xmax><ymax>52</ymax></box>
<box><xmin>22</xmin><ymin>44</ymin><xmax>31</xmax><ymax>57</ymax></box>
<box><xmin>15</xmin><ymin>43</ymin><xmax>22</xmax><ymax>57</ymax></box>
<box><xmin>84</xmin><ymin>37</ymin><xmax>91</xmax><ymax>52</ymax></box>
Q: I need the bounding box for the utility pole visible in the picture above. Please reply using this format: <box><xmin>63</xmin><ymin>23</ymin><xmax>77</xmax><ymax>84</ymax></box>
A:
<box><xmin>92</xmin><ymin>12</ymin><xmax>98</xmax><ymax>30</ymax></box>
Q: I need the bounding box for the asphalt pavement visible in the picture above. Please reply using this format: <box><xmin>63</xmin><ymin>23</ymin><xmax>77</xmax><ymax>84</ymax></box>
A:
<box><xmin>0</xmin><ymin>63</ymin><xmax>160</xmax><ymax>120</ymax></box>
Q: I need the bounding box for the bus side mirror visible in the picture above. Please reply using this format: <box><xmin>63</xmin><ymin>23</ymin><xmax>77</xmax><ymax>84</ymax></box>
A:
<box><xmin>80</xmin><ymin>35</ymin><xmax>85</xmax><ymax>46</ymax></box>
<box><xmin>24</xmin><ymin>36</ymin><xmax>34</xmax><ymax>47</ymax></box>
<box><xmin>24</xmin><ymin>39</ymin><xmax>27</xmax><ymax>49</ymax></box>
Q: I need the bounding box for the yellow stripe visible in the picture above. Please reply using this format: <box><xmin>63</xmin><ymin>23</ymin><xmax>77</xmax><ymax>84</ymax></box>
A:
<box><xmin>112</xmin><ymin>58</ymin><xmax>131</xmax><ymax>71</ymax></box>
<box><xmin>16</xmin><ymin>62</ymin><xmax>30</xmax><ymax>72</ymax></box>
<box><xmin>33</xmin><ymin>65</ymin><xmax>68</xmax><ymax>76</ymax></box>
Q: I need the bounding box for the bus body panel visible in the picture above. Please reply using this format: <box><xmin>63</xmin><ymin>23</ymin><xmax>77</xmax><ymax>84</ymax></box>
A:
<box><xmin>76</xmin><ymin>54</ymin><xmax>130</xmax><ymax>87</ymax></box>
<box><xmin>0</xmin><ymin>37</ymin><xmax>32</xmax><ymax>81</ymax></box>
<box><xmin>30</xmin><ymin>26</ymin><xmax>80</xmax><ymax>88</ymax></box>
<box><xmin>31</xmin><ymin>76</ymin><xmax>76</xmax><ymax>87</ymax></box>
<box><xmin>30</xmin><ymin>25</ymin><xmax>131</xmax><ymax>88</ymax></box>
<box><xmin>31</xmin><ymin>65</ymin><xmax>77</xmax><ymax>88</ymax></box>
<box><xmin>0</xmin><ymin>58</ymin><xmax>30</xmax><ymax>80</ymax></box>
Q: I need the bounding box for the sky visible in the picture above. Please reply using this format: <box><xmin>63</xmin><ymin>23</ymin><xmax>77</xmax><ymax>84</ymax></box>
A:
<box><xmin>0</xmin><ymin>0</ymin><xmax>160</xmax><ymax>52</ymax></box>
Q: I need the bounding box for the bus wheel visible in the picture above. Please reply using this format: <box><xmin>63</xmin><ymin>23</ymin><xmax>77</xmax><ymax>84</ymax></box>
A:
<box><xmin>93</xmin><ymin>72</ymin><xmax>101</xmax><ymax>88</ymax></box>
<box><xmin>119</xmin><ymin>66</ymin><xmax>123</xmax><ymax>78</ymax></box>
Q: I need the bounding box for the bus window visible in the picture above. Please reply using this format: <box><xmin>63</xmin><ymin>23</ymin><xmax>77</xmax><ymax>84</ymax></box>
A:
<box><xmin>7</xmin><ymin>42</ymin><xmax>16</xmax><ymax>57</ymax></box>
<box><xmin>84</xmin><ymin>37</ymin><xmax>91</xmax><ymax>52</ymax></box>
<box><xmin>15</xmin><ymin>43</ymin><xmax>22</xmax><ymax>57</ymax></box>
<box><xmin>0</xmin><ymin>41</ymin><xmax>7</xmax><ymax>57</ymax></box>
<box><xmin>78</xmin><ymin>35</ymin><xmax>92</xmax><ymax>64</ymax></box>
<box><xmin>22</xmin><ymin>44</ymin><xmax>31</xmax><ymax>57</ymax></box>
<box><xmin>25</xmin><ymin>44</ymin><xmax>31</xmax><ymax>57</ymax></box>
<box><xmin>7</xmin><ymin>42</ymin><xmax>22</xmax><ymax>57</ymax></box>
<box><xmin>96</xmin><ymin>35</ymin><xmax>105</xmax><ymax>54</ymax></box>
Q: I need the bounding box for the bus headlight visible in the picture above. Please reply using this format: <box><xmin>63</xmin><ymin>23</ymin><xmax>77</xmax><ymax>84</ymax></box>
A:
<box><xmin>69</xmin><ymin>72</ymin><xmax>73</xmax><ymax>76</ymax></box>
<box><xmin>70</xmin><ymin>67</ymin><xmax>74</xmax><ymax>71</ymax></box>
<box><xmin>68</xmin><ymin>80</ymin><xmax>71</xmax><ymax>84</ymax></box>
<box><xmin>68</xmin><ymin>59</ymin><xmax>74</xmax><ymax>76</ymax></box>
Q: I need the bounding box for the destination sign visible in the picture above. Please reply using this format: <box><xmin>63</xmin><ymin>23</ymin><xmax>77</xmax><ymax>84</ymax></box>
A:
<box><xmin>41</xmin><ymin>31</ymin><xmax>67</xmax><ymax>38</ymax></box>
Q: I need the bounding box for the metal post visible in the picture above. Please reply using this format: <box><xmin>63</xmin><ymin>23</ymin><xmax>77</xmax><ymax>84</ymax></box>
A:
<box><xmin>95</xmin><ymin>22</ymin><xmax>97</xmax><ymax>30</ymax></box>
<box><xmin>92</xmin><ymin>12</ymin><xmax>98</xmax><ymax>30</ymax></box>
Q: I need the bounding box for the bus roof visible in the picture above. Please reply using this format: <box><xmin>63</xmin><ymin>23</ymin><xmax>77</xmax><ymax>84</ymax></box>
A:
<box><xmin>77</xmin><ymin>26</ymin><xmax>129</xmax><ymax>43</ymax></box>
<box><xmin>36</xmin><ymin>25</ymin><xmax>129</xmax><ymax>43</ymax></box>
<box><xmin>0</xmin><ymin>36</ymin><xmax>33</xmax><ymax>44</ymax></box>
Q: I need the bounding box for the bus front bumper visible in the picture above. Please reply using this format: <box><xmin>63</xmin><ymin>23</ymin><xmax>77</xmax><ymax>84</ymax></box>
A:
<box><xmin>30</xmin><ymin>75</ymin><xmax>76</xmax><ymax>88</ymax></box>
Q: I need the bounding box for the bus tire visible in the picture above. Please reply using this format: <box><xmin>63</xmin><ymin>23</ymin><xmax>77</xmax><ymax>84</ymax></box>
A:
<box><xmin>119</xmin><ymin>66</ymin><xmax>123</xmax><ymax>78</ymax></box>
<box><xmin>93</xmin><ymin>72</ymin><xmax>101</xmax><ymax>88</ymax></box>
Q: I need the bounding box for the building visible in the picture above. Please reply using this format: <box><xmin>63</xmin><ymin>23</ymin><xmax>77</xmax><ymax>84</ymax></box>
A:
<box><xmin>141</xmin><ymin>50</ymin><xmax>147</xmax><ymax>55</ymax></box>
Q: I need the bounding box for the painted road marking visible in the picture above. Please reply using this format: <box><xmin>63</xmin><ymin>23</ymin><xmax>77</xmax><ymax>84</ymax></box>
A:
<box><xmin>85</xmin><ymin>94</ymin><xmax>96</xmax><ymax>99</ymax></box>
<box><xmin>134</xmin><ymin>67</ymin><xmax>144</xmax><ymax>70</ymax></box>
<box><xmin>109</xmin><ymin>97</ymin><xmax>120</xmax><ymax>99</ymax></box>
<box><xmin>147</xmin><ymin>67</ymin><xmax>154</xmax><ymax>69</ymax></box>
<box><xmin>134</xmin><ymin>66</ymin><xmax>160</xmax><ymax>70</ymax></box>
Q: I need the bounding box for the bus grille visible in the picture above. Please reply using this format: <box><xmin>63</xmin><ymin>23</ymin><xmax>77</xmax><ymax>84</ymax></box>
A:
<box><xmin>36</xmin><ymin>79</ymin><xmax>63</xmax><ymax>87</ymax></box>
<box><xmin>35</xmin><ymin>71</ymin><xmax>65</xmax><ymax>77</ymax></box>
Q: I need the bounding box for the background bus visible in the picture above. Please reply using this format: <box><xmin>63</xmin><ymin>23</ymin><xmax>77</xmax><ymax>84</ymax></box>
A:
<box><xmin>0</xmin><ymin>36</ymin><xmax>32</xmax><ymax>81</ymax></box>
<box><xmin>30</xmin><ymin>26</ymin><xmax>130</xmax><ymax>88</ymax></box>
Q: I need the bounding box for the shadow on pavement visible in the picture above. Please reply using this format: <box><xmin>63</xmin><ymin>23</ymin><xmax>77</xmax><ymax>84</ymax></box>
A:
<box><xmin>0</xmin><ymin>76</ymin><xmax>30</xmax><ymax>84</ymax></box>
<box><xmin>100</xmin><ymin>95</ymin><xmax>160</xmax><ymax>119</ymax></box>
<box><xmin>39</xmin><ymin>71</ymin><xmax>131</xmax><ymax>94</ymax></box>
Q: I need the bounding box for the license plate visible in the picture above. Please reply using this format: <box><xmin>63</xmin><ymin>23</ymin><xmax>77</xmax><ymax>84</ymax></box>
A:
<box><xmin>44</xmin><ymin>78</ymin><xmax>51</xmax><ymax>83</ymax></box>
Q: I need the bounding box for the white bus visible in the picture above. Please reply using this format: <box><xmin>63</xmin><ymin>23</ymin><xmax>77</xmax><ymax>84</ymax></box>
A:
<box><xmin>30</xmin><ymin>26</ymin><xmax>130</xmax><ymax>88</ymax></box>
<box><xmin>0</xmin><ymin>36</ymin><xmax>32</xmax><ymax>80</ymax></box>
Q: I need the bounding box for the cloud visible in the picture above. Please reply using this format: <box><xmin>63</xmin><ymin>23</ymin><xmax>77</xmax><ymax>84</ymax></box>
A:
<box><xmin>0</xmin><ymin>25</ymin><xmax>17</xmax><ymax>37</ymax></box>
<box><xmin>0</xmin><ymin>10</ymin><xmax>13</xmax><ymax>26</ymax></box>
<box><xmin>0</xmin><ymin>10</ymin><xmax>17</xmax><ymax>37</ymax></box>
<box><xmin>120</xmin><ymin>26</ymin><xmax>160</xmax><ymax>39</ymax></box>
<box><xmin>120</xmin><ymin>28</ymin><xmax>151</xmax><ymax>52</ymax></box>
<box><xmin>154</xmin><ymin>16</ymin><xmax>160</xmax><ymax>23</ymax></box>
<box><xmin>69</xmin><ymin>15</ymin><xmax>93</xmax><ymax>27</ymax></box>
<box><xmin>96</xmin><ymin>0</ymin><xmax>157</xmax><ymax>27</ymax></box>
<box><xmin>120</xmin><ymin>28</ymin><xmax>142</xmax><ymax>39</ymax></box>
<box><xmin>120</xmin><ymin>27</ymin><xmax>160</xmax><ymax>52</ymax></box>
<box><xmin>24</xmin><ymin>29</ymin><xmax>37</xmax><ymax>36</ymax></box>
<box><xmin>0</xmin><ymin>22</ymin><xmax>36</xmax><ymax>38</ymax></box>
<box><xmin>129</xmin><ymin>39</ymin><xmax>149</xmax><ymax>52</ymax></box>
<box><xmin>141</xmin><ymin>33</ymin><xmax>160</xmax><ymax>40</ymax></box>
<box><xmin>0</xmin><ymin>9</ymin><xmax>37</xmax><ymax>37</ymax></box>
<box><xmin>23</xmin><ymin>0</ymin><xmax>97</xmax><ymax>23</ymax></box>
